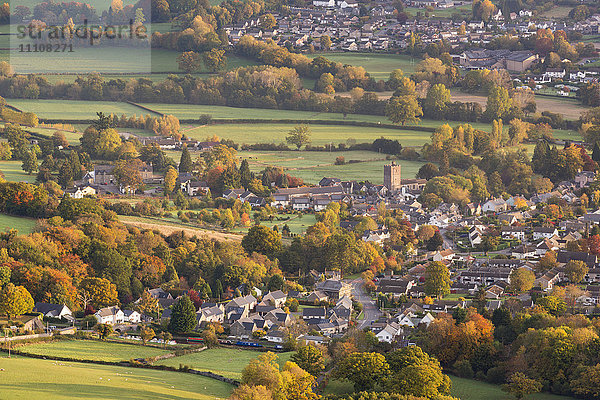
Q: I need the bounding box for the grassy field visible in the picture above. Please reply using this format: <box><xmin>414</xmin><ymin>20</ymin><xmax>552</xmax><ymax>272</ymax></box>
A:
<box><xmin>0</xmin><ymin>214</ymin><xmax>37</xmax><ymax>234</ymax></box>
<box><xmin>7</xmin><ymin>99</ymin><xmax>149</xmax><ymax>120</ymax></box>
<box><xmin>405</xmin><ymin>4</ymin><xmax>471</xmax><ymax>18</ymax></box>
<box><xmin>0</xmin><ymin>160</ymin><xmax>36</xmax><ymax>183</ymax></box>
<box><xmin>0</xmin><ymin>355</ymin><xmax>233</xmax><ymax>400</ymax></box>
<box><xmin>323</xmin><ymin>376</ymin><xmax>576</xmax><ymax>399</ymax></box>
<box><xmin>307</xmin><ymin>52</ymin><xmax>420</xmax><ymax>80</ymax></box>
<box><xmin>236</xmin><ymin>150</ymin><xmax>427</xmax><ymax>183</ymax></box>
<box><xmin>156</xmin><ymin>348</ymin><xmax>293</xmax><ymax>379</ymax></box>
<box><xmin>18</xmin><ymin>339</ymin><xmax>170</xmax><ymax>363</ymax></box>
<box><xmin>183</xmin><ymin>123</ymin><xmax>433</xmax><ymax>148</ymax></box>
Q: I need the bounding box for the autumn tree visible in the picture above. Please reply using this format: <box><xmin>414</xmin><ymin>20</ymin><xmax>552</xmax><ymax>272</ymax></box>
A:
<box><xmin>334</xmin><ymin>352</ymin><xmax>390</xmax><ymax>391</ymax></box>
<box><xmin>21</xmin><ymin>149</ymin><xmax>38</xmax><ymax>175</ymax></box>
<box><xmin>79</xmin><ymin>277</ymin><xmax>119</xmax><ymax>309</ymax></box>
<box><xmin>177</xmin><ymin>51</ymin><xmax>202</xmax><ymax>73</ymax></box>
<box><xmin>508</xmin><ymin>267</ymin><xmax>535</xmax><ymax>293</ymax></box>
<box><xmin>565</xmin><ymin>260</ymin><xmax>588</xmax><ymax>284</ymax></box>
<box><xmin>286</xmin><ymin>125</ymin><xmax>311</xmax><ymax>150</ymax></box>
<box><xmin>385</xmin><ymin>95</ymin><xmax>422</xmax><ymax>125</ymax></box>
<box><xmin>291</xmin><ymin>344</ymin><xmax>325</xmax><ymax>375</ymax></box>
<box><xmin>140</xmin><ymin>326</ymin><xmax>155</xmax><ymax>345</ymax></box>
<box><xmin>320</xmin><ymin>35</ymin><xmax>332</xmax><ymax>50</ymax></box>
<box><xmin>242</xmin><ymin>225</ymin><xmax>282</xmax><ymax>257</ymax></box>
<box><xmin>203</xmin><ymin>48</ymin><xmax>227</xmax><ymax>73</ymax></box>
<box><xmin>503</xmin><ymin>373</ymin><xmax>541</xmax><ymax>400</ymax></box>
<box><xmin>486</xmin><ymin>85</ymin><xmax>513</xmax><ymax>121</ymax></box>
<box><xmin>0</xmin><ymin>283</ymin><xmax>34</xmax><ymax>319</ymax></box>
<box><xmin>424</xmin><ymin>261</ymin><xmax>451</xmax><ymax>298</ymax></box>
<box><xmin>164</xmin><ymin>166</ymin><xmax>178</xmax><ymax>196</ymax></box>
<box><xmin>114</xmin><ymin>159</ymin><xmax>143</xmax><ymax>192</ymax></box>
<box><xmin>96</xmin><ymin>323</ymin><xmax>113</xmax><ymax>340</ymax></box>
<box><xmin>423</xmin><ymin>83</ymin><xmax>451</xmax><ymax>117</ymax></box>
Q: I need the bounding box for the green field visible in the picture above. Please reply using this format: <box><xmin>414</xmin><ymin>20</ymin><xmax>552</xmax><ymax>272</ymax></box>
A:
<box><xmin>156</xmin><ymin>348</ymin><xmax>293</xmax><ymax>379</ymax></box>
<box><xmin>0</xmin><ymin>214</ymin><xmax>37</xmax><ymax>234</ymax></box>
<box><xmin>307</xmin><ymin>52</ymin><xmax>420</xmax><ymax>80</ymax></box>
<box><xmin>236</xmin><ymin>150</ymin><xmax>427</xmax><ymax>183</ymax></box>
<box><xmin>7</xmin><ymin>99</ymin><xmax>149</xmax><ymax>120</ymax></box>
<box><xmin>0</xmin><ymin>355</ymin><xmax>233</xmax><ymax>400</ymax></box>
<box><xmin>184</xmin><ymin>124</ymin><xmax>433</xmax><ymax>148</ymax></box>
<box><xmin>323</xmin><ymin>376</ymin><xmax>576</xmax><ymax>399</ymax></box>
<box><xmin>18</xmin><ymin>339</ymin><xmax>170</xmax><ymax>363</ymax></box>
<box><xmin>0</xmin><ymin>160</ymin><xmax>36</xmax><ymax>183</ymax></box>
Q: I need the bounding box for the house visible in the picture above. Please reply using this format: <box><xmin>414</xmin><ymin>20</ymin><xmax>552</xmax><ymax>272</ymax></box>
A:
<box><xmin>315</xmin><ymin>279</ymin><xmax>352</xmax><ymax>300</ymax></box>
<box><xmin>186</xmin><ymin>180</ymin><xmax>209</xmax><ymax>196</ymax></box>
<box><xmin>302</xmin><ymin>307</ymin><xmax>328</xmax><ymax>321</ymax></box>
<box><xmin>544</xmin><ymin>68</ymin><xmax>566</xmax><ymax>80</ymax></box>
<box><xmin>262</xmin><ymin>290</ymin><xmax>287</xmax><ymax>308</ymax></box>
<box><xmin>532</xmin><ymin>227</ymin><xmax>558</xmax><ymax>240</ymax></box>
<box><xmin>297</xmin><ymin>334</ymin><xmax>327</xmax><ymax>345</ymax></box>
<box><xmin>64</xmin><ymin>186</ymin><xmax>96</xmax><ymax>199</ymax></box>
<box><xmin>264</xmin><ymin>308</ymin><xmax>294</xmax><ymax>327</ymax></box>
<box><xmin>512</xmin><ymin>245</ymin><xmax>536</xmax><ymax>259</ymax></box>
<box><xmin>226</xmin><ymin>295</ymin><xmax>257</xmax><ymax>316</ymax></box>
<box><xmin>378</xmin><ymin>276</ymin><xmax>416</xmax><ymax>296</ymax></box>
<box><xmin>362</xmin><ymin>228</ymin><xmax>391</xmax><ymax>244</ymax></box>
<box><xmin>265</xmin><ymin>329</ymin><xmax>285</xmax><ymax>343</ymax></box>
<box><xmin>94</xmin><ymin>165</ymin><xmax>115</xmax><ymax>185</ymax></box>
<box><xmin>433</xmin><ymin>249</ymin><xmax>455</xmax><ymax>262</ymax></box>
<box><xmin>501</xmin><ymin>226</ymin><xmax>527</xmax><ymax>240</ymax></box>
<box><xmin>536</xmin><ymin>268</ymin><xmax>561</xmax><ymax>291</ymax></box>
<box><xmin>374</xmin><ymin>322</ymin><xmax>403</xmax><ymax>343</ymax></box>
<box><xmin>483</xmin><ymin>198</ymin><xmax>508</xmax><ymax>213</ymax></box>
<box><xmin>33</xmin><ymin>303</ymin><xmax>73</xmax><ymax>320</ymax></box>
<box><xmin>123</xmin><ymin>310</ymin><xmax>141</xmax><ymax>323</ymax></box>
<box><xmin>307</xmin><ymin>291</ymin><xmax>328</xmax><ymax>303</ymax></box>
<box><xmin>197</xmin><ymin>305</ymin><xmax>225</xmax><ymax>324</ymax></box>
<box><xmin>95</xmin><ymin>306</ymin><xmax>125</xmax><ymax>325</ymax></box>
<box><xmin>230</xmin><ymin>316</ymin><xmax>272</xmax><ymax>338</ymax></box>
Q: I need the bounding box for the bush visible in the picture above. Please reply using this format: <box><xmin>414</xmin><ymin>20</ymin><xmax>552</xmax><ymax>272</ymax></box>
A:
<box><xmin>486</xmin><ymin>366</ymin><xmax>506</xmax><ymax>384</ymax></box>
<box><xmin>454</xmin><ymin>359</ymin><xmax>474</xmax><ymax>378</ymax></box>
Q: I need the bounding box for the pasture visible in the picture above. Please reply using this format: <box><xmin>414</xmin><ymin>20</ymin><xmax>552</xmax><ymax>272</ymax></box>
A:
<box><xmin>183</xmin><ymin>123</ymin><xmax>433</xmax><ymax>148</ymax></box>
<box><xmin>17</xmin><ymin>339</ymin><xmax>170</xmax><ymax>363</ymax></box>
<box><xmin>156</xmin><ymin>348</ymin><xmax>293</xmax><ymax>379</ymax></box>
<box><xmin>238</xmin><ymin>150</ymin><xmax>427</xmax><ymax>183</ymax></box>
<box><xmin>232</xmin><ymin>213</ymin><xmax>318</xmax><ymax>235</ymax></box>
<box><xmin>323</xmin><ymin>376</ymin><xmax>576</xmax><ymax>399</ymax></box>
<box><xmin>0</xmin><ymin>160</ymin><xmax>36</xmax><ymax>183</ymax></box>
<box><xmin>7</xmin><ymin>99</ymin><xmax>148</xmax><ymax>120</ymax></box>
<box><xmin>0</xmin><ymin>214</ymin><xmax>37</xmax><ymax>234</ymax></box>
<box><xmin>118</xmin><ymin>215</ymin><xmax>243</xmax><ymax>241</ymax></box>
<box><xmin>0</xmin><ymin>355</ymin><xmax>233</xmax><ymax>400</ymax></box>
<box><xmin>307</xmin><ymin>52</ymin><xmax>420</xmax><ymax>79</ymax></box>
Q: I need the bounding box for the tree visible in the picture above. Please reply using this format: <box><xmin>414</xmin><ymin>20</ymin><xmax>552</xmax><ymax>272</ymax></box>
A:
<box><xmin>95</xmin><ymin>323</ymin><xmax>113</xmax><ymax>340</ymax></box>
<box><xmin>140</xmin><ymin>326</ymin><xmax>155</xmax><ymax>345</ymax></box>
<box><xmin>508</xmin><ymin>267</ymin><xmax>535</xmax><ymax>293</ymax></box>
<box><xmin>164</xmin><ymin>166</ymin><xmax>178</xmax><ymax>196</ymax></box>
<box><xmin>136</xmin><ymin>290</ymin><xmax>159</xmax><ymax>317</ymax></box>
<box><xmin>21</xmin><ymin>149</ymin><xmax>38</xmax><ymax>175</ymax></box>
<box><xmin>79</xmin><ymin>277</ymin><xmax>119</xmax><ymax>309</ymax></box>
<box><xmin>320</xmin><ymin>35</ymin><xmax>332</xmax><ymax>50</ymax></box>
<box><xmin>385</xmin><ymin>95</ymin><xmax>423</xmax><ymax>125</ymax></box>
<box><xmin>286</xmin><ymin>125</ymin><xmax>311</xmax><ymax>150</ymax></box>
<box><xmin>424</xmin><ymin>261</ymin><xmax>451</xmax><ymax>298</ymax></box>
<box><xmin>239</xmin><ymin>159</ymin><xmax>252</xmax><ymax>189</ymax></box>
<box><xmin>179</xmin><ymin>146</ymin><xmax>193</xmax><ymax>173</ymax></box>
<box><xmin>201</xmin><ymin>324</ymin><xmax>219</xmax><ymax>347</ymax></box>
<box><xmin>168</xmin><ymin>295</ymin><xmax>196</xmax><ymax>333</ymax></box>
<box><xmin>0</xmin><ymin>283</ymin><xmax>34</xmax><ymax>319</ymax></box>
<box><xmin>203</xmin><ymin>48</ymin><xmax>227</xmax><ymax>73</ymax></box>
<box><xmin>242</xmin><ymin>225</ymin><xmax>282</xmax><ymax>257</ymax></box>
<box><xmin>426</xmin><ymin>231</ymin><xmax>444</xmax><ymax>251</ymax></box>
<box><xmin>486</xmin><ymin>85</ymin><xmax>513</xmax><ymax>121</ymax></box>
<box><xmin>157</xmin><ymin>331</ymin><xmax>173</xmax><ymax>348</ymax></box>
<box><xmin>114</xmin><ymin>159</ymin><xmax>143</xmax><ymax>192</ymax></box>
<box><xmin>503</xmin><ymin>372</ymin><xmax>541</xmax><ymax>400</ymax></box>
<box><xmin>334</xmin><ymin>352</ymin><xmax>390</xmax><ymax>391</ymax></box>
<box><xmin>259</xmin><ymin>13</ymin><xmax>276</xmax><ymax>29</ymax></box>
<box><xmin>177</xmin><ymin>51</ymin><xmax>202</xmax><ymax>73</ymax></box>
<box><xmin>565</xmin><ymin>259</ymin><xmax>588</xmax><ymax>284</ymax></box>
<box><xmin>424</xmin><ymin>83</ymin><xmax>451</xmax><ymax>117</ymax></box>
<box><xmin>291</xmin><ymin>344</ymin><xmax>325</xmax><ymax>375</ymax></box>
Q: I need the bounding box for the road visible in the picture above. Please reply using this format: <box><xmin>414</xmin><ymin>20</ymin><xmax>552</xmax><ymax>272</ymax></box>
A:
<box><xmin>350</xmin><ymin>279</ymin><xmax>381</xmax><ymax>329</ymax></box>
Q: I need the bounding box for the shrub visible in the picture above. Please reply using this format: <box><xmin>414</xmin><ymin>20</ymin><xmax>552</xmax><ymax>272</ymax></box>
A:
<box><xmin>454</xmin><ymin>359</ymin><xmax>474</xmax><ymax>378</ymax></box>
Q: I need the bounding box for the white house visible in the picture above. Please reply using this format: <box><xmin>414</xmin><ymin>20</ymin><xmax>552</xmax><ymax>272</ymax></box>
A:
<box><xmin>375</xmin><ymin>323</ymin><xmax>403</xmax><ymax>343</ymax></box>
<box><xmin>262</xmin><ymin>290</ymin><xmax>287</xmax><ymax>308</ymax></box>
<box><xmin>123</xmin><ymin>310</ymin><xmax>141</xmax><ymax>323</ymax></box>
<box><xmin>34</xmin><ymin>303</ymin><xmax>73</xmax><ymax>320</ymax></box>
<box><xmin>95</xmin><ymin>306</ymin><xmax>125</xmax><ymax>325</ymax></box>
<box><xmin>65</xmin><ymin>186</ymin><xmax>96</xmax><ymax>199</ymax></box>
<box><xmin>313</xmin><ymin>0</ymin><xmax>335</xmax><ymax>6</ymax></box>
<box><xmin>482</xmin><ymin>198</ymin><xmax>508</xmax><ymax>213</ymax></box>
<box><xmin>532</xmin><ymin>227</ymin><xmax>558</xmax><ymax>240</ymax></box>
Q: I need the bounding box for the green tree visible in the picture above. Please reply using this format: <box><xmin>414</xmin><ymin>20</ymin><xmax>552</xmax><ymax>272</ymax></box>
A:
<box><xmin>486</xmin><ymin>85</ymin><xmax>513</xmax><ymax>121</ymax></box>
<box><xmin>259</xmin><ymin>13</ymin><xmax>276</xmax><ymax>29</ymax></box>
<box><xmin>320</xmin><ymin>35</ymin><xmax>332</xmax><ymax>50</ymax></box>
<box><xmin>168</xmin><ymin>295</ymin><xmax>196</xmax><ymax>333</ymax></box>
<box><xmin>424</xmin><ymin>261</ymin><xmax>451</xmax><ymax>298</ymax></box>
<box><xmin>239</xmin><ymin>159</ymin><xmax>252</xmax><ymax>189</ymax></box>
<box><xmin>385</xmin><ymin>95</ymin><xmax>423</xmax><ymax>125</ymax></box>
<box><xmin>426</xmin><ymin>231</ymin><xmax>444</xmax><ymax>251</ymax></box>
<box><xmin>286</xmin><ymin>125</ymin><xmax>311</xmax><ymax>150</ymax></box>
<box><xmin>95</xmin><ymin>323</ymin><xmax>113</xmax><ymax>340</ymax></box>
<box><xmin>424</xmin><ymin>83</ymin><xmax>451</xmax><ymax>117</ymax></box>
<box><xmin>21</xmin><ymin>149</ymin><xmax>38</xmax><ymax>175</ymax></box>
<box><xmin>242</xmin><ymin>225</ymin><xmax>282</xmax><ymax>257</ymax></box>
<box><xmin>0</xmin><ymin>283</ymin><xmax>34</xmax><ymax>319</ymax></box>
<box><xmin>503</xmin><ymin>372</ymin><xmax>541</xmax><ymax>400</ymax></box>
<box><xmin>291</xmin><ymin>344</ymin><xmax>325</xmax><ymax>375</ymax></box>
<box><xmin>334</xmin><ymin>352</ymin><xmax>390</xmax><ymax>391</ymax></box>
<box><xmin>564</xmin><ymin>259</ymin><xmax>588</xmax><ymax>283</ymax></box>
<box><xmin>179</xmin><ymin>146</ymin><xmax>193</xmax><ymax>173</ymax></box>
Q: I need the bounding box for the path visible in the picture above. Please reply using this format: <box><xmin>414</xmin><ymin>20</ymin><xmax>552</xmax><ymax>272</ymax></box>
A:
<box><xmin>350</xmin><ymin>279</ymin><xmax>381</xmax><ymax>329</ymax></box>
<box><xmin>119</xmin><ymin>217</ymin><xmax>242</xmax><ymax>242</ymax></box>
